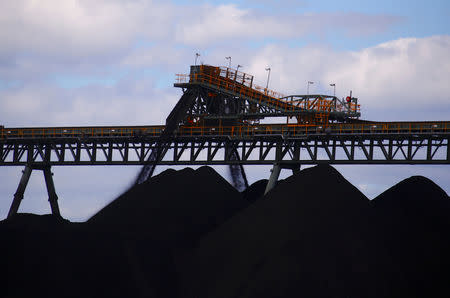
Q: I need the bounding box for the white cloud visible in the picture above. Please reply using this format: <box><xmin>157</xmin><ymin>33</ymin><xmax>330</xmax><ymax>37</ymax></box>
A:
<box><xmin>245</xmin><ymin>35</ymin><xmax>450</xmax><ymax>120</ymax></box>
<box><xmin>174</xmin><ymin>4</ymin><xmax>294</xmax><ymax>45</ymax></box>
<box><xmin>121</xmin><ymin>44</ymin><xmax>185</xmax><ymax>68</ymax></box>
<box><xmin>0</xmin><ymin>1</ymin><xmax>401</xmax><ymax>67</ymax></box>
<box><xmin>173</xmin><ymin>4</ymin><xmax>401</xmax><ymax>45</ymax></box>
<box><xmin>0</xmin><ymin>0</ymin><xmax>173</xmax><ymax>57</ymax></box>
<box><xmin>0</xmin><ymin>76</ymin><xmax>180</xmax><ymax>127</ymax></box>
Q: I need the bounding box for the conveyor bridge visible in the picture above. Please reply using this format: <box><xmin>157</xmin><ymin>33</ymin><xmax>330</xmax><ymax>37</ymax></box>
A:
<box><xmin>1</xmin><ymin>122</ymin><xmax>449</xmax><ymax>167</ymax></box>
<box><xmin>1</xmin><ymin>64</ymin><xmax>448</xmax><ymax>219</ymax></box>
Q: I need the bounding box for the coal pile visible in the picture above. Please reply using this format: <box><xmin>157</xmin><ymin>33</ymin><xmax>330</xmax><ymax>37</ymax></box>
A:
<box><xmin>178</xmin><ymin>165</ymin><xmax>392</xmax><ymax>298</ymax></box>
<box><xmin>372</xmin><ymin>176</ymin><xmax>450</xmax><ymax>297</ymax></box>
<box><xmin>2</xmin><ymin>166</ymin><xmax>248</xmax><ymax>298</ymax></box>
<box><xmin>2</xmin><ymin>165</ymin><xmax>449</xmax><ymax>298</ymax></box>
<box><xmin>87</xmin><ymin>166</ymin><xmax>249</xmax><ymax>297</ymax></box>
<box><xmin>1</xmin><ymin>214</ymin><xmax>91</xmax><ymax>298</ymax></box>
<box><xmin>241</xmin><ymin>179</ymin><xmax>268</xmax><ymax>202</ymax></box>
<box><xmin>89</xmin><ymin>166</ymin><xmax>248</xmax><ymax>248</ymax></box>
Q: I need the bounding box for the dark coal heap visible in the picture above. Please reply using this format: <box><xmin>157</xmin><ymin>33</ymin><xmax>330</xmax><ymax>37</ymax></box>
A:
<box><xmin>90</xmin><ymin>166</ymin><xmax>248</xmax><ymax>248</ymax></box>
<box><xmin>372</xmin><ymin>176</ymin><xmax>450</xmax><ymax>297</ymax></box>
<box><xmin>2</xmin><ymin>165</ymin><xmax>449</xmax><ymax>298</ymax></box>
<box><xmin>179</xmin><ymin>165</ymin><xmax>389</xmax><ymax>298</ymax></box>
<box><xmin>241</xmin><ymin>178</ymin><xmax>268</xmax><ymax>202</ymax></box>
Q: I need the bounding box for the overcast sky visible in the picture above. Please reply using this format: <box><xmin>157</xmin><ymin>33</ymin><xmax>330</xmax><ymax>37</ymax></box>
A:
<box><xmin>0</xmin><ymin>0</ymin><xmax>449</xmax><ymax>221</ymax></box>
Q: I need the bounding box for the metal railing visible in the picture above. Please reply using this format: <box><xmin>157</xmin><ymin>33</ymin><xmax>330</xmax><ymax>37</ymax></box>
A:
<box><xmin>175</xmin><ymin>65</ymin><xmax>360</xmax><ymax>115</ymax></box>
<box><xmin>176</xmin><ymin>122</ymin><xmax>449</xmax><ymax>137</ymax></box>
<box><xmin>0</xmin><ymin>126</ymin><xmax>165</xmax><ymax>139</ymax></box>
<box><xmin>1</xmin><ymin>122</ymin><xmax>448</xmax><ymax>139</ymax></box>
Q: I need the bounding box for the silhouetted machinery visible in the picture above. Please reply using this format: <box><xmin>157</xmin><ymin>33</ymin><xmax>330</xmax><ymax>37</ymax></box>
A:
<box><xmin>173</xmin><ymin>65</ymin><xmax>360</xmax><ymax>127</ymax></box>
<box><xmin>137</xmin><ymin>64</ymin><xmax>362</xmax><ymax>186</ymax></box>
<box><xmin>2</xmin><ymin>64</ymin><xmax>449</xmax><ymax>218</ymax></box>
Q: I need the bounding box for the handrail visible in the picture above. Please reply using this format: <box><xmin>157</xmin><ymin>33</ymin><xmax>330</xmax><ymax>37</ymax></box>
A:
<box><xmin>1</xmin><ymin>122</ymin><xmax>448</xmax><ymax>139</ymax></box>
<box><xmin>176</xmin><ymin>71</ymin><xmax>360</xmax><ymax>115</ymax></box>
<box><xmin>175</xmin><ymin>65</ymin><xmax>362</xmax><ymax>116</ymax></box>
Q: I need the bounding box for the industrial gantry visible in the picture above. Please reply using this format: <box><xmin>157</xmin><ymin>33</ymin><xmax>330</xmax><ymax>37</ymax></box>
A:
<box><xmin>1</xmin><ymin>64</ymin><xmax>449</xmax><ymax>218</ymax></box>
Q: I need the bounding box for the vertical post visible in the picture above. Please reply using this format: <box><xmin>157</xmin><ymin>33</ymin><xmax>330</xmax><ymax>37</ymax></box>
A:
<box><xmin>195</xmin><ymin>53</ymin><xmax>200</xmax><ymax>66</ymax></box>
<box><xmin>307</xmin><ymin>81</ymin><xmax>314</xmax><ymax>95</ymax></box>
<box><xmin>407</xmin><ymin>138</ymin><xmax>412</xmax><ymax>161</ymax></box>
<box><xmin>75</xmin><ymin>141</ymin><xmax>81</xmax><ymax>162</ymax></box>
<box><xmin>350</xmin><ymin>139</ymin><xmax>355</xmax><ymax>160</ymax></box>
<box><xmin>293</xmin><ymin>141</ymin><xmax>301</xmax><ymax>163</ymax></box>
<box><xmin>388</xmin><ymin>139</ymin><xmax>393</xmax><ymax>160</ymax></box>
<box><xmin>107</xmin><ymin>142</ymin><xmax>113</xmax><ymax>163</ymax></box>
<box><xmin>43</xmin><ymin>166</ymin><xmax>61</xmax><ymax>217</ymax></box>
<box><xmin>123</xmin><ymin>142</ymin><xmax>129</xmax><ymax>162</ymax></box>
<box><xmin>7</xmin><ymin>165</ymin><xmax>33</xmax><ymax>219</ymax></box>
<box><xmin>265</xmin><ymin>67</ymin><xmax>271</xmax><ymax>89</ymax></box>
<box><xmin>264</xmin><ymin>163</ymin><xmax>281</xmax><ymax>195</ymax></box>
<box><xmin>369</xmin><ymin>139</ymin><xmax>374</xmax><ymax>161</ymax></box>
<box><xmin>330</xmin><ymin>83</ymin><xmax>335</xmax><ymax>97</ymax></box>
<box><xmin>235</xmin><ymin>65</ymin><xmax>242</xmax><ymax>83</ymax></box>
<box><xmin>447</xmin><ymin>138</ymin><xmax>450</xmax><ymax>162</ymax></box>
<box><xmin>225</xmin><ymin>56</ymin><xmax>231</xmax><ymax>69</ymax></box>
<box><xmin>331</xmin><ymin>139</ymin><xmax>336</xmax><ymax>161</ymax></box>
<box><xmin>426</xmin><ymin>138</ymin><xmax>432</xmax><ymax>161</ymax></box>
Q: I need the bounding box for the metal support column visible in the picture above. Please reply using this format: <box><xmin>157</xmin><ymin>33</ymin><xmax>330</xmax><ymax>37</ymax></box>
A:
<box><xmin>447</xmin><ymin>138</ymin><xmax>450</xmax><ymax>162</ymax></box>
<box><xmin>264</xmin><ymin>163</ymin><xmax>281</xmax><ymax>195</ymax></box>
<box><xmin>7</xmin><ymin>165</ymin><xmax>33</xmax><ymax>219</ymax></box>
<box><xmin>7</xmin><ymin>164</ymin><xmax>62</xmax><ymax>219</ymax></box>
<box><xmin>43</xmin><ymin>166</ymin><xmax>61</xmax><ymax>217</ymax></box>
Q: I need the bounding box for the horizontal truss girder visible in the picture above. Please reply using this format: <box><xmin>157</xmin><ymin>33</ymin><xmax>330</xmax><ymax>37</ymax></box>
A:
<box><xmin>1</xmin><ymin>133</ymin><xmax>449</xmax><ymax>166</ymax></box>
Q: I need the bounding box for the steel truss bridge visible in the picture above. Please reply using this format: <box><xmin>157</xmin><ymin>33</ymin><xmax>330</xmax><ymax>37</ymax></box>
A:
<box><xmin>1</xmin><ymin>122</ymin><xmax>449</xmax><ymax>166</ymax></box>
<box><xmin>1</xmin><ymin>64</ymin><xmax>449</xmax><ymax>219</ymax></box>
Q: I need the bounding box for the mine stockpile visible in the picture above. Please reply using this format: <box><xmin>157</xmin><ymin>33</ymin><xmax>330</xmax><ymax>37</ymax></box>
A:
<box><xmin>1</xmin><ymin>165</ymin><xmax>450</xmax><ymax>297</ymax></box>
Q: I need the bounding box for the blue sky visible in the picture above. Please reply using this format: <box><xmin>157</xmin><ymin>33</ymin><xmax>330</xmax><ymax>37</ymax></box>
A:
<box><xmin>0</xmin><ymin>0</ymin><xmax>449</xmax><ymax>221</ymax></box>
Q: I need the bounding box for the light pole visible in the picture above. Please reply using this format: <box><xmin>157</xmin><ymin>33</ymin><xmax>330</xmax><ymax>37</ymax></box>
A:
<box><xmin>330</xmin><ymin>83</ymin><xmax>336</xmax><ymax>97</ymax></box>
<box><xmin>234</xmin><ymin>65</ymin><xmax>242</xmax><ymax>81</ymax></box>
<box><xmin>226</xmin><ymin>56</ymin><xmax>231</xmax><ymax>68</ymax></box>
<box><xmin>307</xmin><ymin>81</ymin><xmax>314</xmax><ymax>95</ymax></box>
<box><xmin>265</xmin><ymin>67</ymin><xmax>271</xmax><ymax>89</ymax></box>
<box><xmin>195</xmin><ymin>53</ymin><xmax>200</xmax><ymax>66</ymax></box>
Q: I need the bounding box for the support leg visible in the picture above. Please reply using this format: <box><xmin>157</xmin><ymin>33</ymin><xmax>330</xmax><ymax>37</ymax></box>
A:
<box><xmin>43</xmin><ymin>166</ymin><xmax>61</xmax><ymax>217</ymax></box>
<box><xmin>7</xmin><ymin>165</ymin><xmax>33</xmax><ymax>219</ymax></box>
<box><xmin>264</xmin><ymin>163</ymin><xmax>281</xmax><ymax>195</ymax></box>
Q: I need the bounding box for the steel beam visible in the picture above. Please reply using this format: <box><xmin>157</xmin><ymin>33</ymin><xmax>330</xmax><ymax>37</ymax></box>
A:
<box><xmin>448</xmin><ymin>138</ymin><xmax>450</xmax><ymax>162</ymax></box>
<box><xmin>7</xmin><ymin>165</ymin><xmax>62</xmax><ymax>219</ymax></box>
<box><xmin>7</xmin><ymin>165</ymin><xmax>32</xmax><ymax>219</ymax></box>
<box><xmin>43</xmin><ymin>166</ymin><xmax>61</xmax><ymax>217</ymax></box>
<box><xmin>0</xmin><ymin>133</ymin><xmax>449</xmax><ymax>166</ymax></box>
<box><xmin>264</xmin><ymin>163</ymin><xmax>281</xmax><ymax>195</ymax></box>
